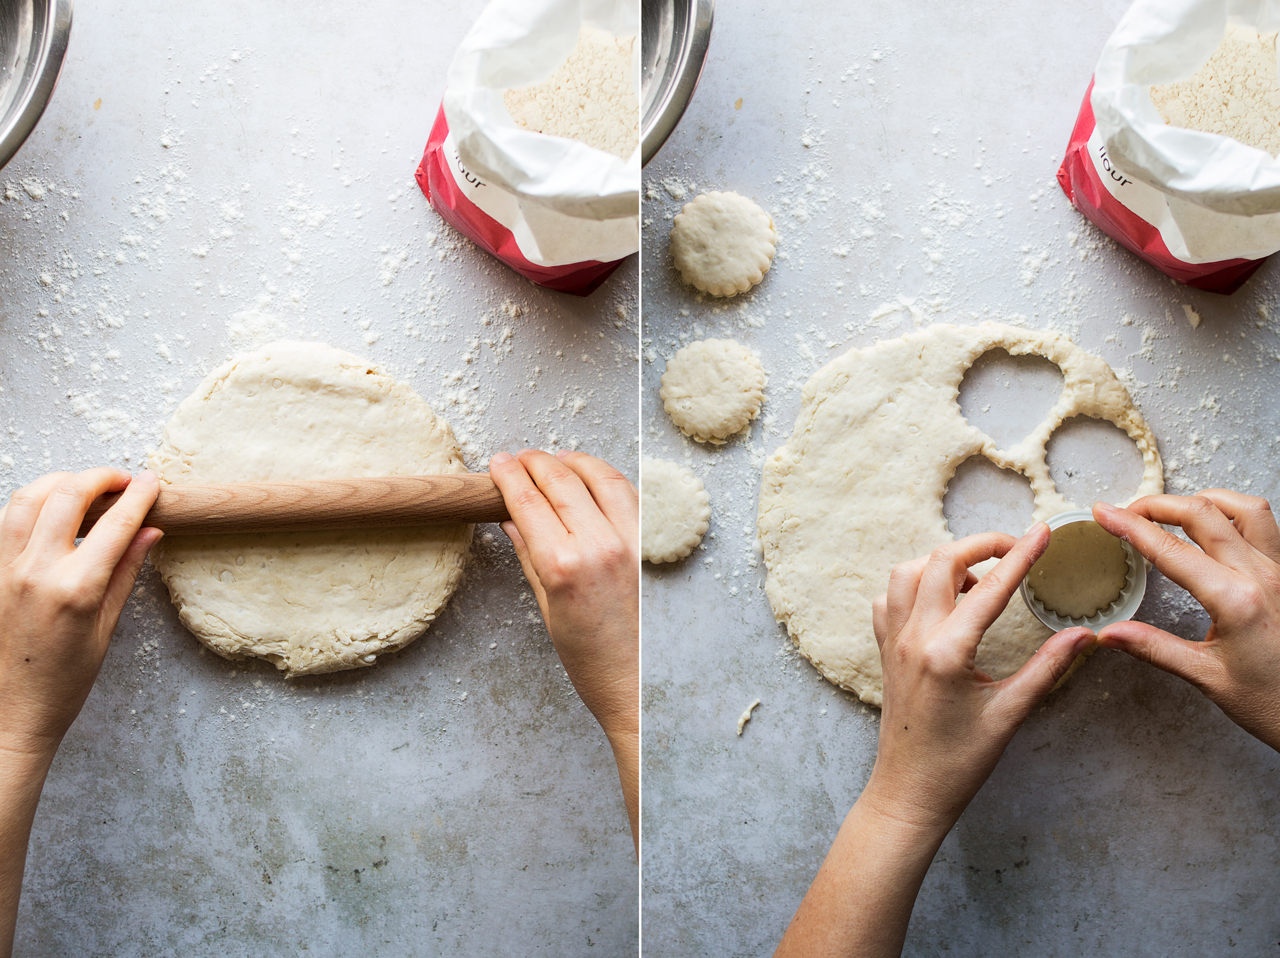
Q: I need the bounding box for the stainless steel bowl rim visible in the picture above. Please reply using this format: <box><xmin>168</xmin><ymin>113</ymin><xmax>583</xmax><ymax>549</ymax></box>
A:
<box><xmin>0</xmin><ymin>0</ymin><xmax>74</xmax><ymax>171</ymax></box>
<box><xmin>641</xmin><ymin>0</ymin><xmax>713</xmax><ymax>167</ymax></box>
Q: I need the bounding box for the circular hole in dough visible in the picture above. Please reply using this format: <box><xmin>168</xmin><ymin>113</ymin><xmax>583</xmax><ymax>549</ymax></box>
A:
<box><xmin>957</xmin><ymin>347</ymin><xmax>1064</xmax><ymax>451</ymax></box>
<box><xmin>660</xmin><ymin>338</ymin><xmax>765</xmax><ymax>444</ymax></box>
<box><xmin>1047</xmin><ymin>416</ymin><xmax>1147</xmax><ymax>507</ymax></box>
<box><xmin>148</xmin><ymin>341</ymin><xmax>473</xmax><ymax>679</ymax></box>
<box><xmin>943</xmin><ymin>456</ymin><xmax>1036</xmax><ymax>540</ymax></box>
<box><xmin>669</xmin><ymin>191</ymin><xmax>777</xmax><ymax>297</ymax></box>
<box><xmin>641</xmin><ymin>459</ymin><xmax>711</xmax><ymax>564</ymax></box>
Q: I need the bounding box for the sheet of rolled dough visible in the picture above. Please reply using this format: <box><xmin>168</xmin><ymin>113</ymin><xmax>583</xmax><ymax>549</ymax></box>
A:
<box><xmin>757</xmin><ymin>322</ymin><xmax>1163</xmax><ymax>706</ymax></box>
<box><xmin>149</xmin><ymin>341</ymin><xmax>473</xmax><ymax>678</ymax></box>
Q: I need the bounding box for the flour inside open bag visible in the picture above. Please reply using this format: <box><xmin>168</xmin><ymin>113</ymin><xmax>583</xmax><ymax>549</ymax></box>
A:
<box><xmin>416</xmin><ymin>0</ymin><xmax>640</xmax><ymax>296</ymax></box>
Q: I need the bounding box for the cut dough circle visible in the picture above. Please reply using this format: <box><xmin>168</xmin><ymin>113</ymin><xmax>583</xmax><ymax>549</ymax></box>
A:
<box><xmin>660</xmin><ymin>338</ymin><xmax>765</xmax><ymax>444</ymax></box>
<box><xmin>149</xmin><ymin>341</ymin><xmax>473</xmax><ymax>678</ymax></box>
<box><xmin>669</xmin><ymin>191</ymin><xmax>777</xmax><ymax>296</ymax></box>
<box><xmin>757</xmin><ymin>323</ymin><xmax>1163</xmax><ymax>707</ymax></box>
<box><xmin>641</xmin><ymin>459</ymin><xmax>711</xmax><ymax>563</ymax></box>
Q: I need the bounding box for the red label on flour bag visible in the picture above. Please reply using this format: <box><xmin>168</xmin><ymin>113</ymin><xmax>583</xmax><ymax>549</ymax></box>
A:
<box><xmin>1061</xmin><ymin>1</ymin><xmax>1280</xmax><ymax>297</ymax></box>
<box><xmin>1057</xmin><ymin>81</ymin><xmax>1266</xmax><ymax>295</ymax></box>
<box><xmin>417</xmin><ymin>0</ymin><xmax>640</xmax><ymax>297</ymax></box>
<box><xmin>416</xmin><ymin>106</ymin><xmax>626</xmax><ymax>296</ymax></box>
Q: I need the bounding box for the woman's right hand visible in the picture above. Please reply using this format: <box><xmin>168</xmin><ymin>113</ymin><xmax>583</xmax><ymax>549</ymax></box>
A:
<box><xmin>488</xmin><ymin>449</ymin><xmax>639</xmax><ymax>849</ymax></box>
<box><xmin>1093</xmin><ymin>491</ymin><xmax>1280</xmax><ymax>751</ymax></box>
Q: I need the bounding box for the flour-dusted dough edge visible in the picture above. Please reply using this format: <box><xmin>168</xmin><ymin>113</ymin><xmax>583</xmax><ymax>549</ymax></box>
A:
<box><xmin>149</xmin><ymin>341</ymin><xmax>473</xmax><ymax>678</ymax></box>
<box><xmin>660</xmin><ymin>338</ymin><xmax>766</xmax><ymax>444</ymax></box>
<box><xmin>641</xmin><ymin>458</ymin><xmax>711</xmax><ymax>563</ymax></box>
<box><xmin>670</xmin><ymin>191</ymin><xmax>777</xmax><ymax>297</ymax></box>
<box><xmin>757</xmin><ymin>322</ymin><xmax>1163</xmax><ymax>707</ymax></box>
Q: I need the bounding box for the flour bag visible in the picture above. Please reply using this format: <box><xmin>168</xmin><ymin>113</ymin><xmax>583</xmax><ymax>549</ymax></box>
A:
<box><xmin>416</xmin><ymin>0</ymin><xmax>639</xmax><ymax>296</ymax></box>
<box><xmin>1058</xmin><ymin>0</ymin><xmax>1280</xmax><ymax>293</ymax></box>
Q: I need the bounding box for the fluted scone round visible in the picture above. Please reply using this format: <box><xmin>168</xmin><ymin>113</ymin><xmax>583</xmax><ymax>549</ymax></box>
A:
<box><xmin>641</xmin><ymin>459</ymin><xmax>711</xmax><ymax>563</ymax></box>
<box><xmin>669</xmin><ymin>191</ymin><xmax>776</xmax><ymax>296</ymax></box>
<box><xmin>660</xmin><ymin>338</ymin><xmax>765</xmax><ymax>444</ymax></box>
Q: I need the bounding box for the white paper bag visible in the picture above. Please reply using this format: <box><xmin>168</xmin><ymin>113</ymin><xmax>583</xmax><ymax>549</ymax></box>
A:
<box><xmin>416</xmin><ymin>0</ymin><xmax>639</xmax><ymax>295</ymax></box>
<box><xmin>1089</xmin><ymin>0</ymin><xmax>1280</xmax><ymax>265</ymax></box>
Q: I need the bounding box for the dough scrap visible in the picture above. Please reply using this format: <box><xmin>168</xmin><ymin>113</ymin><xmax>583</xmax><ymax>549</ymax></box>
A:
<box><xmin>660</xmin><ymin>338</ymin><xmax>765</xmax><ymax>444</ymax></box>
<box><xmin>669</xmin><ymin>191</ymin><xmax>776</xmax><ymax>296</ymax></box>
<box><xmin>641</xmin><ymin>459</ymin><xmax>711</xmax><ymax>563</ymax></box>
<box><xmin>149</xmin><ymin>341</ymin><xmax>473</xmax><ymax>678</ymax></box>
<box><xmin>757</xmin><ymin>323</ymin><xmax>1163</xmax><ymax>706</ymax></box>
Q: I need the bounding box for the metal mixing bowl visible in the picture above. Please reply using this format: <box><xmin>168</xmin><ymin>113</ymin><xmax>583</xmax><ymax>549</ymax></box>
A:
<box><xmin>0</xmin><ymin>0</ymin><xmax>72</xmax><ymax>171</ymax></box>
<box><xmin>640</xmin><ymin>0</ymin><xmax>713</xmax><ymax>166</ymax></box>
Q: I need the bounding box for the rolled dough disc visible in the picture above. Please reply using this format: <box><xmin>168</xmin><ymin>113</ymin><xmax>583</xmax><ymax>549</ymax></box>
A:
<box><xmin>641</xmin><ymin>459</ymin><xmax>711</xmax><ymax>563</ymax></box>
<box><xmin>660</xmin><ymin>338</ymin><xmax>765</xmax><ymax>444</ymax></box>
<box><xmin>757</xmin><ymin>322</ymin><xmax>1163</xmax><ymax>707</ymax></box>
<box><xmin>149</xmin><ymin>341</ymin><xmax>473</xmax><ymax>678</ymax></box>
<box><xmin>669</xmin><ymin>191</ymin><xmax>777</xmax><ymax>297</ymax></box>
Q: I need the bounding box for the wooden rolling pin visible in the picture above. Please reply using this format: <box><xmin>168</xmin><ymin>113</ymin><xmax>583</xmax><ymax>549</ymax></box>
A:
<box><xmin>76</xmin><ymin>474</ymin><xmax>510</xmax><ymax>537</ymax></box>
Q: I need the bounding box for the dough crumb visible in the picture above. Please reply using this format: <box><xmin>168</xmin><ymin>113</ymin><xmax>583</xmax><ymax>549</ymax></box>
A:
<box><xmin>1183</xmin><ymin>304</ymin><xmax>1201</xmax><ymax>329</ymax></box>
<box><xmin>662</xmin><ymin>177</ymin><xmax>687</xmax><ymax>200</ymax></box>
<box><xmin>736</xmin><ymin>699</ymin><xmax>761</xmax><ymax>735</ymax></box>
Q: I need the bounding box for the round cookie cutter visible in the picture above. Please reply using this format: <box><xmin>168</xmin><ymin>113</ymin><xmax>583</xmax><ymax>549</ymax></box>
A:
<box><xmin>1019</xmin><ymin>509</ymin><xmax>1147</xmax><ymax>632</ymax></box>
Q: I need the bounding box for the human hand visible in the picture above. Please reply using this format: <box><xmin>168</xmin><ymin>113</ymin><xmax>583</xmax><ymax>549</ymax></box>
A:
<box><xmin>865</xmin><ymin>527</ymin><xmax>1096</xmax><ymax>834</ymax></box>
<box><xmin>488</xmin><ymin>449</ymin><xmax>638</xmax><ymax>845</ymax></box>
<box><xmin>774</xmin><ymin>528</ymin><xmax>1094</xmax><ymax>958</ymax></box>
<box><xmin>0</xmin><ymin>469</ymin><xmax>161</xmax><ymax>759</ymax></box>
<box><xmin>1093</xmin><ymin>492</ymin><xmax>1280</xmax><ymax>752</ymax></box>
<box><xmin>0</xmin><ymin>469</ymin><xmax>159</xmax><ymax>958</ymax></box>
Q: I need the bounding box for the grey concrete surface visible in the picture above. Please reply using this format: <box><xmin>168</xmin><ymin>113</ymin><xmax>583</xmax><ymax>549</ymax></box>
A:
<box><xmin>640</xmin><ymin>2</ymin><xmax>1280</xmax><ymax>955</ymax></box>
<box><xmin>0</xmin><ymin>1</ymin><xmax>638</xmax><ymax>955</ymax></box>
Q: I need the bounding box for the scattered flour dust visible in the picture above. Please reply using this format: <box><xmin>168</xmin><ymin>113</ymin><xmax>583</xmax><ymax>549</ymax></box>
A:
<box><xmin>227</xmin><ymin>306</ymin><xmax>290</xmax><ymax>348</ymax></box>
<box><xmin>66</xmin><ymin>391</ymin><xmax>142</xmax><ymax>454</ymax></box>
<box><xmin>0</xmin><ymin>45</ymin><xmax>638</xmax><ymax>459</ymax></box>
<box><xmin>1152</xmin><ymin>23</ymin><xmax>1280</xmax><ymax>156</ymax></box>
<box><xmin>378</xmin><ymin>248</ymin><xmax>409</xmax><ymax>286</ymax></box>
<box><xmin>502</xmin><ymin>26</ymin><xmax>638</xmax><ymax>159</ymax></box>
